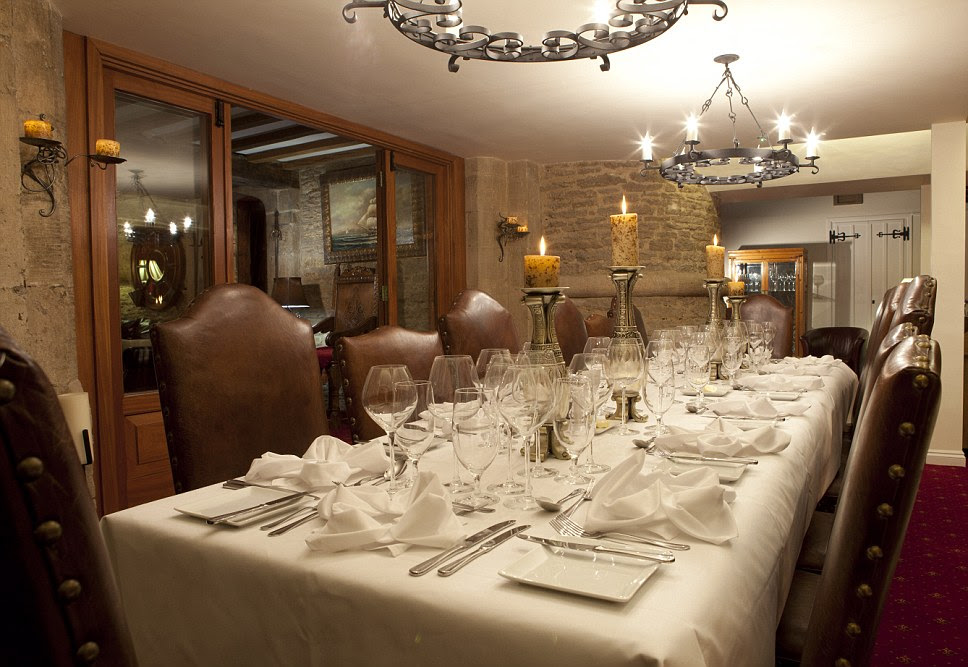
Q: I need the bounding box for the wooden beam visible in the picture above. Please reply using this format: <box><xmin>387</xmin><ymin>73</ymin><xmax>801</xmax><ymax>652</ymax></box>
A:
<box><xmin>277</xmin><ymin>146</ymin><xmax>376</xmax><ymax>169</ymax></box>
<box><xmin>244</xmin><ymin>136</ymin><xmax>366</xmax><ymax>163</ymax></box>
<box><xmin>231</xmin><ymin>125</ymin><xmax>324</xmax><ymax>151</ymax></box>
<box><xmin>230</xmin><ymin>110</ymin><xmax>279</xmax><ymax>133</ymax></box>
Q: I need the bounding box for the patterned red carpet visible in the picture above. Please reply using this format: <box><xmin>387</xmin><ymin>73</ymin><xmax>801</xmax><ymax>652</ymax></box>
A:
<box><xmin>872</xmin><ymin>463</ymin><xmax>968</xmax><ymax>664</ymax></box>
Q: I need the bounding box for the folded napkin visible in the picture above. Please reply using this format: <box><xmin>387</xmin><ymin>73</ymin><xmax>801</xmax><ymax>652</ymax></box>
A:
<box><xmin>655</xmin><ymin>418</ymin><xmax>791</xmax><ymax>456</ymax></box>
<box><xmin>584</xmin><ymin>450</ymin><xmax>738</xmax><ymax>544</ymax></box>
<box><xmin>770</xmin><ymin>355</ymin><xmax>846</xmax><ymax>377</ymax></box>
<box><xmin>304</xmin><ymin>471</ymin><xmax>464</xmax><ymax>556</ymax></box>
<box><xmin>711</xmin><ymin>396</ymin><xmax>810</xmax><ymax>419</ymax></box>
<box><xmin>244</xmin><ymin>436</ymin><xmax>388</xmax><ymax>490</ymax></box>
<box><xmin>733</xmin><ymin>374</ymin><xmax>823</xmax><ymax>393</ymax></box>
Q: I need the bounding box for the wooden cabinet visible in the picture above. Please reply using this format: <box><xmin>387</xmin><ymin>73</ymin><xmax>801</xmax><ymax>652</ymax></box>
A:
<box><xmin>727</xmin><ymin>248</ymin><xmax>806</xmax><ymax>354</ymax></box>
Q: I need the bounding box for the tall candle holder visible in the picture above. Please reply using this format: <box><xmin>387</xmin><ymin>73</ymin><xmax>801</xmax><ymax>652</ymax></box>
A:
<box><xmin>521</xmin><ymin>287</ymin><xmax>569</xmax><ymax>460</ymax></box>
<box><xmin>705</xmin><ymin>279</ymin><xmax>726</xmax><ymax>380</ymax></box>
<box><xmin>608</xmin><ymin>266</ymin><xmax>648</xmax><ymax>422</ymax></box>
<box><xmin>727</xmin><ymin>294</ymin><xmax>748</xmax><ymax>321</ymax></box>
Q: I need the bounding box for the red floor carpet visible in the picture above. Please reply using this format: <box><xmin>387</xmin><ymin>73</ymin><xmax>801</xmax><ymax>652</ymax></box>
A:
<box><xmin>872</xmin><ymin>463</ymin><xmax>967</xmax><ymax>664</ymax></box>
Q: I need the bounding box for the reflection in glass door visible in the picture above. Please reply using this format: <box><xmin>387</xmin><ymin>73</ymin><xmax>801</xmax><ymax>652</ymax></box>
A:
<box><xmin>394</xmin><ymin>166</ymin><xmax>434</xmax><ymax>331</ymax></box>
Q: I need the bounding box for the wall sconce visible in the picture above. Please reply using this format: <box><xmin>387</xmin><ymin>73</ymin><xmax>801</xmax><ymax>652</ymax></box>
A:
<box><xmin>20</xmin><ymin>115</ymin><xmax>126</xmax><ymax>217</ymax></box>
<box><xmin>496</xmin><ymin>214</ymin><xmax>529</xmax><ymax>262</ymax></box>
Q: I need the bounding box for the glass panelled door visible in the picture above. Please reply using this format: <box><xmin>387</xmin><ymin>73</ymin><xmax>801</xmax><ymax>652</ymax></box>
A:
<box><xmin>393</xmin><ymin>165</ymin><xmax>435</xmax><ymax>331</ymax></box>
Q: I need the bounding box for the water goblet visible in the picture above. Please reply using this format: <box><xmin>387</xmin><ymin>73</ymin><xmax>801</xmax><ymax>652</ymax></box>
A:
<box><xmin>568</xmin><ymin>352</ymin><xmax>613</xmax><ymax>474</ymax></box>
<box><xmin>583</xmin><ymin>337</ymin><xmax>612</xmax><ymax>354</ymax></box>
<box><xmin>484</xmin><ymin>360</ymin><xmax>524</xmax><ymax>496</ymax></box>
<box><xmin>475</xmin><ymin>348</ymin><xmax>512</xmax><ymax>382</ymax></box>
<box><xmin>721</xmin><ymin>335</ymin><xmax>745</xmax><ymax>384</ymax></box>
<box><xmin>428</xmin><ymin>354</ymin><xmax>478</xmax><ymax>493</ymax></box>
<box><xmin>606</xmin><ymin>337</ymin><xmax>644</xmax><ymax>435</ymax></box>
<box><xmin>452</xmin><ymin>387</ymin><xmax>499</xmax><ymax>509</ymax></box>
<box><xmin>361</xmin><ymin>364</ymin><xmax>415</xmax><ymax>493</ymax></box>
<box><xmin>552</xmin><ymin>375</ymin><xmax>595</xmax><ymax>485</ymax></box>
<box><xmin>642</xmin><ymin>340</ymin><xmax>676</xmax><ymax>436</ymax></box>
<box><xmin>684</xmin><ymin>339</ymin><xmax>711</xmax><ymax>413</ymax></box>
<box><xmin>394</xmin><ymin>380</ymin><xmax>437</xmax><ymax>487</ymax></box>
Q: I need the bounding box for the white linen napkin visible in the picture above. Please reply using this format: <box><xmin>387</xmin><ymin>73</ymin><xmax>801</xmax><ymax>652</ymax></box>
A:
<box><xmin>770</xmin><ymin>355</ymin><xmax>846</xmax><ymax>377</ymax></box>
<box><xmin>243</xmin><ymin>436</ymin><xmax>388</xmax><ymax>490</ymax></box>
<box><xmin>733</xmin><ymin>374</ymin><xmax>823</xmax><ymax>393</ymax></box>
<box><xmin>711</xmin><ymin>397</ymin><xmax>810</xmax><ymax>419</ymax></box>
<box><xmin>304</xmin><ymin>471</ymin><xmax>464</xmax><ymax>556</ymax></box>
<box><xmin>584</xmin><ymin>450</ymin><xmax>738</xmax><ymax>544</ymax></box>
<box><xmin>655</xmin><ymin>418</ymin><xmax>791</xmax><ymax>456</ymax></box>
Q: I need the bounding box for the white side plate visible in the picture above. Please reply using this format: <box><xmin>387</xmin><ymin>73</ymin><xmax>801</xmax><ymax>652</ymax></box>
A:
<box><xmin>174</xmin><ymin>487</ymin><xmax>306</xmax><ymax>527</ymax></box>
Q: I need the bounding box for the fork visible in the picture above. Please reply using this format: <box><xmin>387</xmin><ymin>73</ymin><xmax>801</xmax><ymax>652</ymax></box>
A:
<box><xmin>550</xmin><ymin>505</ymin><xmax>691</xmax><ymax>551</ymax></box>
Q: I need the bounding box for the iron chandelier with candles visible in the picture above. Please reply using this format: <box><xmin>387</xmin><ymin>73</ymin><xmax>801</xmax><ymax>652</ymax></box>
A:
<box><xmin>640</xmin><ymin>54</ymin><xmax>820</xmax><ymax>188</ymax></box>
<box><xmin>342</xmin><ymin>0</ymin><xmax>728</xmax><ymax>73</ymax></box>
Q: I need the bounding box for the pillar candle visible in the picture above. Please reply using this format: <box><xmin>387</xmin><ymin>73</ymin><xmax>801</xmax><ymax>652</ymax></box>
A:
<box><xmin>610</xmin><ymin>195</ymin><xmax>639</xmax><ymax>266</ymax></box>
<box><xmin>524</xmin><ymin>236</ymin><xmax>560</xmax><ymax>287</ymax></box>
<box><xmin>705</xmin><ymin>235</ymin><xmax>725</xmax><ymax>279</ymax></box>
<box><xmin>727</xmin><ymin>279</ymin><xmax>746</xmax><ymax>296</ymax></box>
<box><xmin>24</xmin><ymin>118</ymin><xmax>53</xmax><ymax>139</ymax></box>
<box><xmin>95</xmin><ymin>139</ymin><xmax>120</xmax><ymax>157</ymax></box>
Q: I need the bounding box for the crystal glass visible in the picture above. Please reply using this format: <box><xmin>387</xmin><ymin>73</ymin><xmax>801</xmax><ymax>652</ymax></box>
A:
<box><xmin>761</xmin><ymin>321</ymin><xmax>777</xmax><ymax>359</ymax></box>
<box><xmin>514</xmin><ymin>349</ymin><xmax>562</xmax><ymax>479</ymax></box>
<box><xmin>684</xmin><ymin>335</ymin><xmax>711</xmax><ymax>412</ymax></box>
<box><xmin>361</xmin><ymin>364</ymin><xmax>415</xmax><ymax>493</ymax></box>
<box><xmin>394</xmin><ymin>380</ymin><xmax>436</xmax><ymax>486</ymax></box>
<box><xmin>552</xmin><ymin>375</ymin><xmax>595</xmax><ymax>485</ymax></box>
<box><xmin>453</xmin><ymin>387</ymin><xmax>499</xmax><ymax>508</ymax></box>
<box><xmin>476</xmin><ymin>348</ymin><xmax>512</xmax><ymax>382</ymax></box>
<box><xmin>721</xmin><ymin>335</ymin><xmax>746</xmax><ymax>383</ymax></box>
<box><xmin>568</xmin><ymin>352</ymin><xmax>612</xmax><ymax>474</ymax></box>
<box><xmin>747</xmin><ymin>324</ymin><xmax>769</xmax><ymax>375</ymax></box>
<box><xmin>605</xmin><ymin>337</ymin><xmax>644</xmax><ymax>435</ymax></box>
<box><xmin>642</xmin><ymin>340</ymin><xmax>676</xmax><ymax>436</ymax></box>
<box><xmin>583</xmin><ymin>337</ymin><xmax>612</xmax><ymax>354</ymax></box>
<box><xmin>428</xmin><ymin>355</ymin><xmax>478</xmax><ymax>492</ymax></box>
<box><xmin>484</xmin><ymin>360</ymin><xmax>524</xmax><ymax>496</ymax></box>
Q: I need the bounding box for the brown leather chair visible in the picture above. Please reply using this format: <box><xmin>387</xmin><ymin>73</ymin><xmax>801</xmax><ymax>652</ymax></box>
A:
<box><xmin>0</xmin><ymin>326</ymin><xmax>138</xmax><ymax>666</ymax></box>
<box><xmin>777</xmin><ymin>335</ymin><xmax>941</xmax><ymax>666</ymax></box>
<box><xmin>888</xmin><ymin>274</ymin><xmax>937</xmax><ymax>336</ymax></box>
<box><xmin>583</xmin><ymin>312</ymin><xmax>612</xmax><ymax>338</ymax></box>
<box><xmin>739</xmin><ymin>293</ymin><xmax>794</xmax><ymax>357</ymax></box>
<box><xmin>336</xmin><ymin>325</ymin><xmax>444</xmax><ymax>442</ymax></box>
<box><xmin>798</xmin><ymin>327</ymin><xmax>868</xmax><ymax>376</ymax></box>
<box><xmin>437</xmin><ymin>289</ymin><xmax>521</xmax><ymax>361</ymax></box>
<box><xmin>152</xmin><ymin>283</ymin><xmax>328</xmax><ymax>492</ymax></box>
<box><xmin>553</xmin><ymin>297</ymin><xmax>588</xmax><ymax>366</ymax></box>
<box><xmin>857</xmin><ymin>283</ymin><xmax>904</xmax><ymax>388</ymax></box>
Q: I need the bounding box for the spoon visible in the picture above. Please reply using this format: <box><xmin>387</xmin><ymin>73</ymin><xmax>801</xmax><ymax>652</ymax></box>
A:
<box><xmin>535</xmin><ymin>488</ymin><xmax>584</xmax><ymax>512</ymax></box>
<box><xmin>633</xmin><ymin>437</ymin><xmax>657</xmax><ymax>452</ymax></box>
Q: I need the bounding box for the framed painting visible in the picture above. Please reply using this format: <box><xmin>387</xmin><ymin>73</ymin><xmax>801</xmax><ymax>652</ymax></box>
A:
<box><xmin>321</xmin><ymin>166</ymin><xmax>426</xmax><ymax>264</ymax></box>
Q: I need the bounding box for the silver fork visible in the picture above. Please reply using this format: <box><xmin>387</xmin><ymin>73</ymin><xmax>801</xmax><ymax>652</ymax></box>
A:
<box><xmin>550</xmin><ymin>504</ymin><xmax>691</xmax><ymax>551</ymax></box>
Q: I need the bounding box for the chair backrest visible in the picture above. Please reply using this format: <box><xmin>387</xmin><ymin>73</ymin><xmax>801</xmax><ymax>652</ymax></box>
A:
<box><xmin>740</xmin><ymin>293</ymin><xmax>794</xmax><ymax>357</ymax></box>
<box><xmin>851</xmin><ymin>321</ymin><xmax>918</xmax><ymax>428</ymax></box>
<box><xmin>553</xmin><ymin>297</ymin><xmax>588</xmax><ymax>366</ymax></box>
<box><xmin>336</xmin><ymin>325</ymin><xmax>444</xmax><ymax>441</ymax></box>
<box><xmin>801</xmin><ymin>335</ymin><xmax>941</xmax><ymax>666</ymax></box>
<box><xmin>858</xmin><ymin>283</ymin><xmax>904</xmax><ymax>386</ymax></box>
<box><xmin>437</xmin><ymin>289</ymin><xmax>521</xmax><ymax>360</ymax></box>
<box><xmin>583</xmin><ymin>312</ymin><xmax>612</xmax><ymax>338</ymax></box>
<box><xmin>152</xmin><ymin>283</ymin><xmax>328</xmax><ymax>492</ymax></box>
<box><xmin>889</xmin><ymin>274</ymin><xmax>937</xmax><ymax>336</ymax></box>
<box><xmin>332</xmin><ymin>264</ymin><xmax>379</xmax><ymax>332</ymax></box>
<box><xmin>0</xmin><ymin>326</ymin><xmax>138</xmax><ymax>666</ymax></box>
<box><xmin>798</xmin><ymin>326</ymin><xmax>869</xmax><ymax>376</ymax></box>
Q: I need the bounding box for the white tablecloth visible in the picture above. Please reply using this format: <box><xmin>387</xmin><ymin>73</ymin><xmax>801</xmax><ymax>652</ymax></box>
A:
<box><xmin>101</xmin><ymin>363</ymin><xmax>856</xmax><ymax>667</ymax></box>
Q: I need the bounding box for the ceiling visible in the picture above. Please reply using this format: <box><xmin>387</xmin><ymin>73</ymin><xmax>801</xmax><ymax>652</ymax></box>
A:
<box><xmin>55</xmin><ymin>0</ymin><xmax>968</xmax><ymax>165</ymax></box>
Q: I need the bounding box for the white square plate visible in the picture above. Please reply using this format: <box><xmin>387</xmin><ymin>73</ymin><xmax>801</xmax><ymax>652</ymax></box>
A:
<box><xmin>499</xmin><ymin>546</ymin><xmax>659</xmax><ymax>602</ymax></box>
<box><xmin>174</xmin><ymin>486</ymin><xmax>307</xmax><ymax>527</ymax></box>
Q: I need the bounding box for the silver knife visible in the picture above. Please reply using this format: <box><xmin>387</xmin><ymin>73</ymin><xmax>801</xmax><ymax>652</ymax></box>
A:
<box><xmin>409</xmin><ymin>520</ymin><xmax>516</xmax><ymax>576</ymax></box>
<box><xmin>516</xmin><ymin>534</ymin><xmax>676</xmax><ymax>563</ymax></box>
<box><xmin>205</xmin><ymin>490</ymin><xmax>311</xmax><ymax>524</ymax></box>
<box><xmin>665</xmin><ymin>453</ymin><xmax>758</xmax><ymax>465</ymax></box>
<box><xmin>437</xmin><ymin>525</ymin><xmax>531</xmax><ymax>577</ymax></box>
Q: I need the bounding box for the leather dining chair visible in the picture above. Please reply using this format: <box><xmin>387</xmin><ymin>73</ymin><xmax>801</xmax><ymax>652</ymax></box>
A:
<box><xmin>152</xmin><ymin>283</ymin><xmax>328</xmax><ymax>493</ymax></box>
<box><xmin>553</xmin><ymin>296</ymin><xmax>589</xmax><ymax>366</ymax></box>
<box><xmin>437</xmin><ymin>289</ymin><xmax>521</xmax><ymax>360</ymax></box>
<box><xmin>857</xmin><ymin>283</ymin><xmax>905</xmax><ymax>389</ymax></box>
<box><xmin>0</xmin><ymin>325</ymin><xmax>138</xmax><ymax>666</ymax></box>
<box><xmin>739</xmin><ymin>293</ymin><xmax>794</xmax><ymax>358</ymax></box>
<box><xmin>776</xmin><ymin>335</ymin><xmax>941</xmax><ymax>667</ymax></box>
<box><xmin>335</xmin><ymin>325</ymin><xmax>444</xmax><ymax>442</ymax></box>
<box><xmin>798</xmin><ymin>327</ymin><xmax>868</xmax><ymax>376</ymax></box>
<box><xmin>888</xmin><ymin>274</ymin><xmax>937</xmax><ymax>336</ymax></box>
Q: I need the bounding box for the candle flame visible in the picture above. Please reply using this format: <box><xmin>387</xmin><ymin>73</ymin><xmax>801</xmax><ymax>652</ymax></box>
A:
<box><xmin>621</xmin><ymin>195</ymin><xmax>627</xmax><ymax>215</ymax></box>
<box><xmin>713</xmin><ymin>234</ymin><xmax>718</xmax><ymax>246</ymax></box>
<box><xmin>539</xmin><ymin>236</ymin><xmax>547</xmax><ymax>256</ymax></box>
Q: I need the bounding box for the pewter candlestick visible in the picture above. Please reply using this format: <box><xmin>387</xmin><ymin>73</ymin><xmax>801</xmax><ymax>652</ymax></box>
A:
<box><xmin>608</xmin><ymin>266</ymin><xmax>648</xmax><ymax>422</ymax></box>
<box><xmin>521</xmin><ymin>287</ymin><xmax>569</xmax><ymax>460</ymax></box>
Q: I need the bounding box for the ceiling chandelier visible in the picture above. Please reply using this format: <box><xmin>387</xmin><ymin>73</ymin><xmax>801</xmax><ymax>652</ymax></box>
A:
<box><xmin>640</xmin><ymin>54</ymin><xmax>820</xmax><ymax>188</ymax></box>
<box><xmin>342</xmin><ymin>0</ymin><xmax>728</xmax><ymax>73</ymax></box>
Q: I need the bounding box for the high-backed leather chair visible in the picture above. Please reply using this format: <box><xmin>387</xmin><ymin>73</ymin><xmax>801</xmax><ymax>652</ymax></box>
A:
<box><xmin>799</xmin><ymin>327</ymin><xmax>868</xmax><ymax>376</ymax></box>
<box><xmin>739</xmin><ymin>293</ymin><xmax>794</xmax><ymax>357</ymax></box>
<box><xmin>553</xmin><ymin>297</ymin><xmax>588</xmax><ymax>366</ymax></box>
<box><xmin>583</xmin><ymin>312</ymin><xmax>611</xmax><ymax>338</ymax></box>
<box><xmin>152</xmin><ymin>284</ymin><xmax>328</xmax><ymax>492</ymax></box>
<box><xmin>857</xmin><ymin>283</ymin><xmax>904</xmax><ymax>388</ymax></box>
<box><xmin>777</xmin><ymin>335</ymin><xmax>941</xmax><ymax>666</ymax></box>
<box><xmin>336</xmin><ymin>326</ymin><xmax>444</xmax><ymax>442</ymax></box>
<box><xmin>889</xmin><ymin>274</ymin><xmax>937</xmax><ymax>336</ymax></box>
<box><xmin>0</xmin><ymin>326</ymin><xmax>138</xmax><ymax>666</ymax></box>
<box><xmin>437</xmin><ymin>289</ymin><xmax>521</xmax><ymax>361</ymax></box>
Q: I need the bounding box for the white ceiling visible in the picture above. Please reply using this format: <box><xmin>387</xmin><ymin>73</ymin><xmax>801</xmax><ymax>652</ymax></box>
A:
<box><xmin>55</xmin><ymin>0</ymin><xmax>968</xmax><ymax>164</ymax></box>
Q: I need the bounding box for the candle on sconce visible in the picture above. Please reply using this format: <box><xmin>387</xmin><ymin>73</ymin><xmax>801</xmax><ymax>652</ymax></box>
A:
<box><xmin>685</xmin><ymin>115</ymin><xmax>699</xmax><ymax>143</ymax></box>
<box><xmin>777</xmin><ymin>114</ymin><xmax>792</xmax><ymax>143</ymax></box>
<box><xmin>805</xmin><ymin>129</ymin><xmax>821</xmax><ymax>159</ymax></box>
<box><xmin>727</xmin><ymin>270</ymin><xmax>746</xmax><ymax>296</ymax></box>
<box><xmin>640</xmin><ymin>135</ymin><xmax>653</xmax><ymax>162</ymax></box>
<box><xmin>95</xmin><ymin>139</ymin><xmax>121</xmax><ymax>157</ymax></box>
<box><xmin>24</xmin><ymin>118</ymin><xmax>53</xmax><ymax>139</ymax></box>
<box><xmin>610</xmin><ymin>195</ymin><xmax>639</xmax><ymax>266</ymax></box>
<box><xmin>524</xmin><ymin>236</ymin><xmax>560</xmax><ymax>288</ymax></box>
<box><xmin>516</xmin><ymin>223</ymin><xmax>528</xmax><ymax>233</ymax></box>
<box><xmin>705</xmin><ymin>234</ymin><xmax>725</xmax><ymax>280</ymax></box>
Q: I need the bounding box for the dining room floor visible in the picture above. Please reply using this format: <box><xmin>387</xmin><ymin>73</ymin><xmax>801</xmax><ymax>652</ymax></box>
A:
<box><xmin>872</xmin><ymin>463</ymin><xmax>967</xmax><ymax>664</ymax></box>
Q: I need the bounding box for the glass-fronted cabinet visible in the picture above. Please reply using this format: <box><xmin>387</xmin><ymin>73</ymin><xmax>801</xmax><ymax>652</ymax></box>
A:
<box><xmin>727</xmin><ymin>248</ymin><xmax>806</xmax><ymax>354</ymax></box>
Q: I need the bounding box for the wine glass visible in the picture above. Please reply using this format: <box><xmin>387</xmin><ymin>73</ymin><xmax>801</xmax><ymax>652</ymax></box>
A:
<box><xmin>583</xmin><ymin>337</ymin><xmax>611</xmax><ymax>354</ymax></box>
<box><xmin>747</xmin><ymin>324</ymin><xmax>769</xmax><ymax>375</ymax></box>
<box><xmin>642</xmin><ymin>340</ymin><xmax>676</xmax><ymax>436</ymax></box>
<box><xmin>428</xmin><ymin>355</ymin><xmax>477</xmax><ymax>493</ymax></box>
<box><xmin>476</xmin><ymin>348</ymin><xmax>512</xmax><ymax>382</ymax></box>
<box><xmin>452</xmin><ymin>387</ymin><xmax>500</xmax><ymax>508</ymax></box>
<box><xmin>605</xmin><ymin>337</ymin><xmax>644</xmax><ymax>435</ymax></box>
<box><xmin>361</xmin><ymin>365</ymin><xmax>415</xmax><ymax>493</ymax></box>
<box><xmin>552</xmin><ymin>374</ymin><xmax>595</xmax><ymax>485</ymax></box>
<box><xmin>484</xmin><ymin>360</ymin><xmax>524</xmax><ymax>496</ymax></box>
<box><xmin>761</xmin><ymin>322</ymin><xmax>777</xmax><ymax>360</ymax></box>
<box><xmin>684</xmin><ymin>336</ymin><xmax>711</xmax><ymax>413</ymax></box>
<box><xmin>394</xmin><ymin>380</ymin><xmax>437</xmax><ymax>487</ymax></box>
<box><xmin>721</xmin><ymin>335</ymin><xmax>746</xmax><ymax>384</ymax></box>
<box><xmin>568</xmin><ymin>352</ymin><xmax>612</xmax><ymax>474</ymax></box>
<box><xmin>496</xmin><ymin>363</ymin><xmax>555</xmax><ymax>510</ymax></box>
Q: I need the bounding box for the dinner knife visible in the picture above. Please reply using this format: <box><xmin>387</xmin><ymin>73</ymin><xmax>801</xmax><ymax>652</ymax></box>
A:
<box><xmin>437</xmin><ymin>525</ymin><xmax>531</xmax><ymax>577</ymax></box>
<box><xmin>665</xmin><ymin>453</ymin><xmax>758</xmax><ymax>465</ymax></box>
<box><xmin>205</xmin><ymin>490</ymin><xmax>312</xmax><ymax>524</ymax></box>
<box><xmin>516</xmin><ymin>534</ymin><xmax>676</xmax><ymax>563</ymax></box>
<box><xmin>409</xmin><ymin>519</ymin><xmax>516</xmax><ymax>576</ymax></box>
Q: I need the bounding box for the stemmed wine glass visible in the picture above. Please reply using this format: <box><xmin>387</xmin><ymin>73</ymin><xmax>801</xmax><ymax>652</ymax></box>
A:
<box><xmin>583</xmin><ymin>337</ymin><xmax>611</xmax><ymax>354</ymax></box>
<box><xmin>747</xmin><ymin>323</ymin><xmax>769</xmax><ymax>375</ymax></box>
<box><xmin>475</xmin><ymin>348</ymin><xmax>512</xmax><ymax>383</ymax></box>
<box><xmin>452</xmin><ymin>387</ymin><xmax>500</xmax><ymax>508</ymax></box>
<box><xmin>552</xmin><ymin>374</ymin><xmax>595</xmax><ymax>485</ymax></box>
<box><xmin>514</xmin><ymin>349</ymin><xmax>561</xmax><ymax>479</ymax></box>
<box><xmin>721</xmin><ymin>335</ymin><xmax>746</xmax><ymax>385</ymax></box>
<box><xmin>761</xmin><ymin>322</ymin><xmax>777</xmax><ymax>360</ymax></box>
<box><xmin>361</xmin><ymin>365</ymin><xmax>416</xmax><ymax>493</ymax></box>
<box><xmin>568</xmin><ymin>352</ymin><xmax>612</xmax><ymax>474</ymax></box>
<box><xmin>393</xmin><ymin>380</ymin><xmax>437</xmax><ymax>487</ymax></box>
<box><xmin>684</xmin><ymin>334</ymin><xmax>712</xmax><ymax>413</ymax></box>
<box><xmin>428</xmin><ymin>355</ymin><xmax>477</xmax><ymax>493</ymax></box>
<box><xmin>605</xmin><ymin>337</ymin><xmax>644</xmax><ymax>435</ymax></box>
<box><xmin>642</xmin><ymin>340</ymin><xmax>676</xmax><ymax>436</ymax></box>
<box><xmin>483</xmin><ymin>359</ymin><xmax>524</xmax><ymax>496</ymax></box>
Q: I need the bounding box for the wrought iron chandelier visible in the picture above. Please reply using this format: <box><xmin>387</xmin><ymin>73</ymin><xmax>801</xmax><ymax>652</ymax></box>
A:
<box><xmin>342</xmin><ymin>0</ymin><xmax>728</xmax><ymax>73</ymax></box>
<box><xmin>640</xmin><ymin>54</ymin><xmax>820</xmax><ymax>188</ymax></box>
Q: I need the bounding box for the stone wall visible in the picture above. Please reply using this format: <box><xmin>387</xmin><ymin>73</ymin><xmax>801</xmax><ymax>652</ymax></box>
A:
<box><xmin>0</xmin><ymin>0</ymin><xmax>77</xmax><ymax>390</ymax></box>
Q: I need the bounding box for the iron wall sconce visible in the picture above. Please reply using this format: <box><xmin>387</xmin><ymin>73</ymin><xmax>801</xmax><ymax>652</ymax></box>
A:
<box><xmin>496</xmin><ymin>214</ymin><xmax>529</xmax><ymax>262</ymax></box>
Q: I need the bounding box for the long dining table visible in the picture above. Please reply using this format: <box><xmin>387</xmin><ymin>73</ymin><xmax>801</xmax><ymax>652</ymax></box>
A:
<box><xmin>101</xmin><ymin>361</ymin><xmax>857</xmax><ymax>667</ymax></box>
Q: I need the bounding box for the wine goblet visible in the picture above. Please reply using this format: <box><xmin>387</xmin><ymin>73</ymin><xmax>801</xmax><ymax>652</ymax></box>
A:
<box><xmin>475</xmin><ymin>348</ymin><xmax>512</xmax><ymax>383</ymax></box>
<box><xmin>393</xmin><ymin>380</ymin><xmax>437</xmax><ymax>487</ymax></box>
<box><xmin>721</xmin><ymin>335</ymin><xmax>745</xmax><ymax>384</ymax></box>
<box><xmin>361</xmin><ymin>364</ymin><xmax>415</xmax><ymax>493</ymax></box>
<box><xmin>552</xmin><ymin>374</ymin><xmax>595</xmax><ymax>485</ymax></box>
<box><xmin>428</xmin><ymin>354</ymin><xmax>478</xmax><ymax>493</ymax></box>
<box><xmin>568</xmin><ymin>352</ymin><xmax>612</xmax><ymax>474</ymax></box>
<box><xmin>583</xmin><ymin>337</ymin><xmax>612</xmax><ymax>354</ymax></box>
<box><xmin>606</xmin><ymin>337</ymin><xmax>644</xmax><ymax>435</ymax></box>
<box><xmin>684</xmin><ymin>337</ymin><xmax>711</xmax><ymax>413</ymax></box>
<box><xmin>642</xmin><ymin>340</ymin><xmax>676</xmax><ymax>436</ymax></box>
<box><xmin>484</xmin><ymin>360</ymin><xmax>524</xmax><ymax>496</ymax></box>
<box><xmin>452</xmin><ymin>387</ymin><xmax>499</xmax><ymax>508</ymax></box>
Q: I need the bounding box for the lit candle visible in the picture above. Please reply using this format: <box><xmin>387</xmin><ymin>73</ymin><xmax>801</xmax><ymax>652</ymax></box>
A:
<box><xmin>95</xmin><ymin>139</ymin><xmax>120</xmax><ymax>157</ymax></box>
<box><xmin>23</xmin><ymin>118</ymin><xmax>52</xmax><ymax>139</ymax></box>
<box><xmin>805</xmin><ymin>129</ymin><xmax>821</xmax><ymax>159</ymax></box>
<box><xmin>777</xmin><ymin>114</ymin><xmax>792</xmax><ymax>143</ymax></box>
<box><xmin>727</xmin><ymin>270</ymin><xmax>746</xmax><ymax>296</ymax></box>
<box><xmin>685</xmin><ymin>114</ymin><xmax>699</xmax><ymax>143</ymax></box>
<box><xmin>640</xmin><ymin>134</ymin><xmax>653</xmax><ymax>162</ymax></box>
<box><xmin>705</xmin><ymin>234</ymin><xmax>725</xmax><ymax>280</ymax></box>
<box><xmin>524</xmin><ymin>236</ymin><xmax>560</xmax><ymax>288</ymax></box>
<box><xmin>516</xmin><ymin>223</ymin><xmax>528</xmax><ymax>233</ymax></box>
<box><xmin>610</xmin><ymin>195</ymin><xmax>639</xmax><ymax>266</ymax></box>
